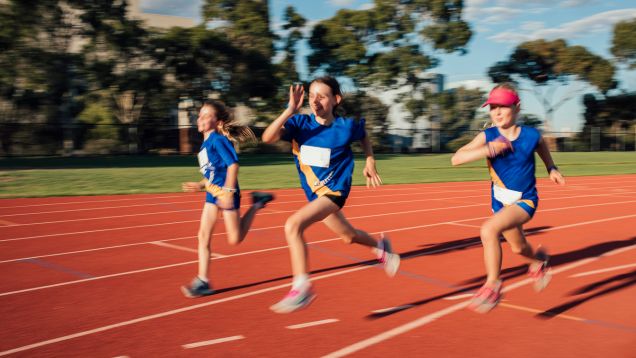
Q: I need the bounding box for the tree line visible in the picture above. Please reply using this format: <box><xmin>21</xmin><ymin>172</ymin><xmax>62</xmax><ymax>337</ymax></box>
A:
<box><xmin>0</xmin><ymin>1</ymin><xmax>634</xmax><ymax>155</ymax></box>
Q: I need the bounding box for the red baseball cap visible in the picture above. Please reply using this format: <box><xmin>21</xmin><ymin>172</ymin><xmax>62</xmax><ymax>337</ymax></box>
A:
<box><xmin>481</xmin><ymin>87</ymin><xmax>520</xmax><ymax>108</ymax></box>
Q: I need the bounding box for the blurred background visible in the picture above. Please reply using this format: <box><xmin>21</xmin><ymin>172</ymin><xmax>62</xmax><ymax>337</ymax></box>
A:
<box><xmin>0</xmin><ymin>0</ymin><xmax>634</xmax><ymax>158</ymax></box>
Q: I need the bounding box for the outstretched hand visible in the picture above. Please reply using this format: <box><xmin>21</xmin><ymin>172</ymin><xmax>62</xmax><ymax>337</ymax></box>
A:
<box><xmin>363</xmin><ymin>159</ymin><xmax>383</xmax><ymax>188</ymax></box>
<box><xmin>288</xmin><ymin>84</ymin><xmax>304</xmax><ymax>114</ymax></box>
<box><xmin>182</xmin><ymin>182</ymin><xmax>204</xmax><ymax>192</ymax></box>
<box><xmin>549</xmin><ymin>169</ymin><xmax>565</xmax><ymax>186</ymax></box>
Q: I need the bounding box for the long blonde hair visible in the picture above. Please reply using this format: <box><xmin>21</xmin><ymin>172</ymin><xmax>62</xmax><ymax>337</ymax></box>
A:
<box><xmin>203</xmin><ymin>100</ymin><xmax>256</xmax><ymax>143</ymax></box>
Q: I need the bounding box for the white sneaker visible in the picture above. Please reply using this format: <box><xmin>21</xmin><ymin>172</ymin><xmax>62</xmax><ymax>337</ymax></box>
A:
<box><xmin>377</xmin><ymin>234</ymin><xmax>400</xmax><ymax>277</ymax></box>
<box><xmin>270</xmin><ymin>283</ymin><xmax>316</xmax><ymax>314</ymax></box>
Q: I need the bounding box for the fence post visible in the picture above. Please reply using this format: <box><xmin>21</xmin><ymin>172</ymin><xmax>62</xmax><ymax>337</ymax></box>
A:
<box><xmin>128</xmin><ymin>124</ymin><xmax>138</xmax><ymax>154</ymax></box>
<box><xmin>591</xmin><ymin>126</ymin><xmax>600</xmax><ymax>151</ymax></box>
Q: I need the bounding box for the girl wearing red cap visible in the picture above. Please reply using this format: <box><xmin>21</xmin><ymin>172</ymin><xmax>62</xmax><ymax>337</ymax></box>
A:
<box><xmin>451</xmin><ymin>83</ymin><xmax>565</xmax><ymax>313</ymax></box>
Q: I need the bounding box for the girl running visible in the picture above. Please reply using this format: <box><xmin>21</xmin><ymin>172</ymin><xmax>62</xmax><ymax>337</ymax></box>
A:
<box><xmin>451</xmin><ymin>83</ymin><xmax>565</xmax><ymax>313</ymax></box>
<box><xmin>181</xmin><ymin>100</ymin><xmax>274</xmax><ymax>298</ymax></box>
<box><xmin>262</xmin><ymin>76</ymin><xmax>400</xmax><ymax>314</ymax></box>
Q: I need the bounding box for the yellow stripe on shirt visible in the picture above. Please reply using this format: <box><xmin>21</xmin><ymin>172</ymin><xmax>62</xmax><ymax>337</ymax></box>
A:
<box><xmin>292</xmin><ymin>140</ymin><xmax>341</xmax><ymax>197</ymax></box>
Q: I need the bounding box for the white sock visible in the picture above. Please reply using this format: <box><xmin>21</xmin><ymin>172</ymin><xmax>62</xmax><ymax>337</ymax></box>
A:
<box><xmin>292</xmin><ymin>274</ymin><xmax>309</xmax><ymax>290</ymax></box>
<box><xmin>198</xmin><ymin>276</ymin><xmax>209</xmax><ymax>283</ymax></box>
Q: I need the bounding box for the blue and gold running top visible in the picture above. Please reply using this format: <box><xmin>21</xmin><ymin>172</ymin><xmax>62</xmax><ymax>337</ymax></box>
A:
<box><xmin>197</xmin><ymin>132</ymin><xmax>240</xmax><ymax>209</ymax></box>
<box><xmin>484</xmin><ymin>126</ymin><xmax>541</xmax><ymax>217</ymax></box>
<box><xmin>281</xmin><ymin>114</ymin><xmax>366</xmax><ymax>202</ymax></box>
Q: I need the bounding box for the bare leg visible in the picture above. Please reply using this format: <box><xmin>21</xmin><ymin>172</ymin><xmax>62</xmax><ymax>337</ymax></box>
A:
<box><xmin>480</xmin><ymin>205</ymin><xmax>531</xmax><ymax>285</ymax></box>
<box><xmin>284</xmin><ymin>197</ymin><xmax>340</xmax><ymax>277</ymax></box>
<box><xmin>223</xmin><ymin>204</ymin><xmax>260</xmax><ymax>246</ymax></box>
<box><xmin>197</xmin><ymin>203</ymin><xmax>219</xmax><ymax>280</ymax></box>
<box><xmin>322</xmin><ymin>210</ymin><xmax>377</xmax><ymax>247</ymax></box>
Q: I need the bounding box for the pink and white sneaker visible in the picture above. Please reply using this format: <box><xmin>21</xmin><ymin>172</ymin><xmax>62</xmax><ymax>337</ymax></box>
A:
<box><xmin>528</xmin><ymin>248</ymin><xmax>552</xmax><ymax>292</ymax></box>
<box><xmin>468</xmin><ymin>280</ymin><xmax>502</xmax><ymax>314</ymax></box>
<box><xmin>270</xmin><ymin>283</ymin><xmax>316</xmax><ymax>314</ymax></box>
<box><xmin>377</xmin><ymin>234</ymin><xmax>400</xmax><ymax>277</ymax></box>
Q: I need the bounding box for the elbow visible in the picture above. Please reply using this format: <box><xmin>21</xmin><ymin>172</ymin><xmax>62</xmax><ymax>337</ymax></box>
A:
<box><xmin>261</xmin><ymin>132</ymin><xmax>274</xmax><ymax>144</ymax></box>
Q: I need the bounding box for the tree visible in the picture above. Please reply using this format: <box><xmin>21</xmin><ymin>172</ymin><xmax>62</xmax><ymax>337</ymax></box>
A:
<box><xmin>487</xmin><ymin>39</ymin><xmax>616</xmax><ymax>131</ymax></box>
<box><xmin>518</xmin><ymin>114</ymin><xmax>543</xmax><ymax>128</ymax></box>
<box><xmin>611</xmin><ymin>18</ymin><xmax>636</xmax><ymax>69</ymax></box>
<box><xmin>203</xmin><ymin>0</ymin><xmax>274</xmax><ymax>59</ymax></box>
<box><xmin>340</xmin><ymin>92</ymin><xmax>390</xmax><ymax>149</ymax></box>
<box><xmin>307</xmin><ymin>1</ymin><xmax>472</xmax><ymax>89</ymax></box>
<box><xmin>277</xmin><ymin>6</ymin><xmax>306</xmax><ymax>84</ymax></box>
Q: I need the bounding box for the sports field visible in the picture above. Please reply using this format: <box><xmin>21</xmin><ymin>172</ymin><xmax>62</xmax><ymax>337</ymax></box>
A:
<box><xmin>1</xmin><ymin>152</ymin><xmax>635</xmax><ymax>198</ymax></box>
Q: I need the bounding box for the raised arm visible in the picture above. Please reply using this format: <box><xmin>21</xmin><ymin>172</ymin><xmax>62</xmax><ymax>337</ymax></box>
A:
<box><xmin>262</xmin><ymin>84</ymin><xmax>304</xmax><ymax>144</ymax></box>
<box><xmin>451</xmin><ymin>132</ymin><xmax>489</xmax><ymax>166</ymax></box>
<box><xmin>451</xmin><ymin>132</ymin><xmax>514</xmax><ymax>166</ymax></box>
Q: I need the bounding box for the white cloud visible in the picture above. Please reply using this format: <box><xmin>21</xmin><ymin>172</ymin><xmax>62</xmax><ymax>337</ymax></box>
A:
<box><xmin>489</xmin><ymin>8</ymin><xmax>636</xmax><ymax>43</ymax></box>
<box><xmin>520</xmin><ymin>21</ymin><xmax>545</xmax><ymax>32</ymax></box>
<box><xmin>446</xmin><ymin>79</ymin><xmax>494</xmax><ymax>91</ymax></box>
<box><xmin>359</xmin><ymin>3</ymin><xmax>375</xmax><ymax>11</ymax></box>
<box><xmin>329</xmin><ymin>0</ymin><xmax>356</xmax><ymax>7</ymax></box>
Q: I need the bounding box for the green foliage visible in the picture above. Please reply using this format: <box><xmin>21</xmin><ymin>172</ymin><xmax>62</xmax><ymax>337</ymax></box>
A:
<box><xmin>489</xmin><ymin>39</ymin><xmax>615</xmax><ymax>93</ymax></box>
<box><xmin>203</xmin><ymin>0</ymin><xmax>274</xmax><ymax>58</ymax></box>
<box><xmin>340</xmin><ymin>92</ymin><xmax>390</xmax><ymax>149</ymax></box>
<box><xmin>307</xmin><ymin>0</ymin><xmax>472</xmax><ymax>88</ymax></box>
<box><xmin>611</xmin><ymin>18</ymin><xmax>636</xmax><ymax>69</ymax></box>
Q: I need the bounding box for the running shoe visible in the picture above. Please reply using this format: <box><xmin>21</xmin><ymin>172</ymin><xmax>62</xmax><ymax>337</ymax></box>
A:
<box><xmin>270</xmin><ymin>283</ymin><xmax>316</xmax><ymax>314</ymax></box>
<box><xmin>181</xmin><ymin>277</ymin><xmax>214</xmax><ymax>298</ymax></box>
<box><xmin>251</xmin><ymin>191</ymin><xmax>275</xmax><ymax>208</ymax></box>
<box><xmin>468</xmin><ymin>280</ymin><xmax>502</xmax><ymax>313</ymax></box>
<box><xmin>377</xmin><ymin>234</ymin><xmax>400</xmax><ymax>277</ymax></box>
<box><xmin>528</xmin><ymin>248</ymin><xmax>552</xmax><ymax>292</ymax></box>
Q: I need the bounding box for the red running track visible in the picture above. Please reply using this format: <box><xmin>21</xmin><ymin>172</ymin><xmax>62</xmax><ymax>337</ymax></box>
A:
<box><xmin>0</xmin><ymin>175</ymin><xmax>635</xmax><ymax>357</ymax></box>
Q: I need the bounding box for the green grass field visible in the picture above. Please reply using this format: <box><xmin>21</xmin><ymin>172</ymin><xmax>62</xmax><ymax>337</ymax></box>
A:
<box><xmin>1</xmin><ymin>152</ymin><xmax>635</xmax><ymax>198</ymax></box>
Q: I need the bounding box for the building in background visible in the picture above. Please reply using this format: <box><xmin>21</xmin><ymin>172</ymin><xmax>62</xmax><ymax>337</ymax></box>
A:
<box><xmin>376</xmin><ymin>73</ymin><xmax>445</xmax><ymax>152</ymax></box>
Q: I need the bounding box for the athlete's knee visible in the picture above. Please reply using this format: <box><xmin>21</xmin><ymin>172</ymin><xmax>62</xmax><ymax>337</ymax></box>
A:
<box><xmin>226</xmin><ymin>234</ymin><xmax>240</xmax><ymax>246</ymax></box>
<box><xmin>284</xmin><ymin>216</ymin><xmax>304</xmax><ymax>238</ymax></box>
<box><xmin>197</xmin><ymin>229</ymin><xmax>212</xmax><ymax>243</ymax></box>
<box><xmin>480</xmin><ymin>221</ymin><xmax>499</xmax><ymax>242</ymax></box>
<box><xmin>510</xmin><ymin>241</ymin><xmax>528</xmax><ymax>255</ymax></box>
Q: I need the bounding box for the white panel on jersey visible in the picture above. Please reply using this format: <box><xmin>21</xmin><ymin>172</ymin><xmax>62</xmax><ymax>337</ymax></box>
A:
<box><xmin>198</xmin><ymin>149</ymin><xmax>210</xmax><ymax>174</ymax></box>
<box><xmin>493</xmin><ymin>184</ymin><xmax>522</xmax><ymax>205</ymax></box>
<box><xmin>300</xmin><ymin>145</ymin><xmax>331</xmax><ymax>168</ymax></box>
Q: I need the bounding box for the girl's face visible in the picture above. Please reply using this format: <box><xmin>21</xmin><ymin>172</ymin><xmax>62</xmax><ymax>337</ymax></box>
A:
<box><xmin>197</xmin><ymin>105</ymin><xmax>218</xmax><ymax>134</ymax></box>
<box><xmin>489</xmin><ymin>103</ymin><xmax>519</xmax><ymax>128</ymax></box>
<box><xmin>309</xmin><ymin>82</ymin><xmax>341</xmax><ymax>119</ymax></box>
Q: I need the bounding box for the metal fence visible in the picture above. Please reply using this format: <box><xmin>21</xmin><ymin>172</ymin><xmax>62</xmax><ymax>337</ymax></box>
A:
<box><xmin>1</xmin><ymin>123</ymin><xmax>635</xmax><ymax>157</ymax></box>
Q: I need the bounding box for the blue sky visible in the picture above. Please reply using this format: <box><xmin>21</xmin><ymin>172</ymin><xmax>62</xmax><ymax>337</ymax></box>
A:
<box><xmin>140</xmin><ymin>0</ymin><xmax>636</xmax><ymax>131</ymax></box>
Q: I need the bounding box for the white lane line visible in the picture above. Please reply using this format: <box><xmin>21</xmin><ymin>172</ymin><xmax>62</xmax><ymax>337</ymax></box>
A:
<box><xmin>371</xmin><ymin>305</ymin><xmax>415</xmax><ymax>314</ymax></box>
<box><xmin>150</xmin><ymin>241</ymin><xmax>198</xmax><ymax>254</ymax></box>
<box><xmin>0</xmin><ymin>265</ymin><xmax>371</xmax><ymax>357</ymax></box>
<box><xmin>4</xmin><ymin>181</ymin><xmax>634</xmax><ymax>218</ymax></box>
<box><xmin>569</xmin><ymin>263</ymin><xmax>636</xmax><ymax>278</ymax></box>
<box><xmin>3</xmin><ymin>184</ymin><xmax>634</xmax><ymax>231</ymax></box>
<box><xmin>0</xmin><ymin>194</ymin><xmax>190</xmax><ymax>209</ymax></box>
<box><xmin>286</xmin><ymin>319</ymin><xmax>339</xmax><ymax>330</ymax></box>
<box><xmin>447</xmin><ymin>222</ymin><xmax>480</xmax><ymax>229</ymax></box>
<box><xmin>0</xmin><ymin>200</ymin><xmax>201</xmax><ymax>217</ymax></box>
<box><xmin>322</xmin><ymin>243</ymin><xmax>636</xmax><ymax>358</ymax></box>
<box><xmin>182</xmin><ymin>335</ymin><xmax>245</xmax><ymax>349</ymax></box>
<box><xmin>2</xmin><ymin>215</ymin><xmax>636</xmax><ymax>356</ymax></box>
<box><xmin>2</xmin><ymin>211</ymin><xmax>636</xmax><ymax>297</ymax></box>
